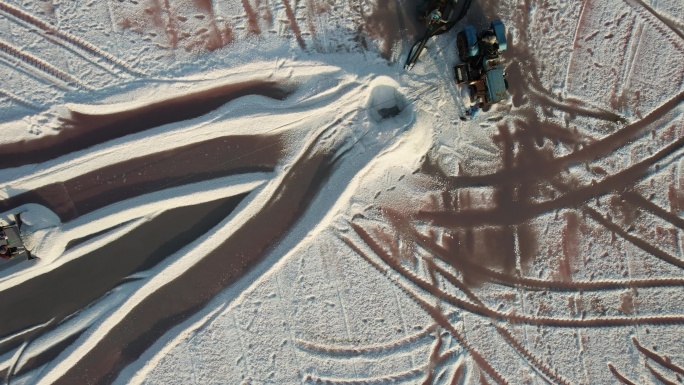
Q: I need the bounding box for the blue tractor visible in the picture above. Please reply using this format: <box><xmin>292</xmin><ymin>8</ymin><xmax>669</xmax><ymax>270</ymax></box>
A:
<box><xmin>454</xmin><ymin>20</ymin><xmax>509</xmax><ymax>120</ymax></box>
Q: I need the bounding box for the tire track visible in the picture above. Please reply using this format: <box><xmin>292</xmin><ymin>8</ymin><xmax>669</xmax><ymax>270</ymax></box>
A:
<box><xmin>0</xmin><ymin>88</ymin><xmax>39</xmax><ymax>110</ymax></box>
<box><xmin>281</xmin><ymin>0</ymin><xmax>306</xmax><ymax>50</ymax></box>
<box><xmin>621</xmin><ymin>190</ymin><xmax>684</xmax><ymax>230</ymax></box>
<box><xmin>509</xmin><ymin>0</ymin><xmax>626</xmax><ymax>125</ymax></box>
<box><xmin>563</xmin><ymin>0</ymin><xmax>588</xmax><ymax>91</ymax></box>
<box><xmin>6</xmin><ymin>14</ymin><xmax>122</xmax><ymax>79</ymax></box>
<box><xmin>304</xmin><ymin>0</ymin><xmax>320</xmax><ymax>51</ymax></box>
<box><xmin>623</xmin><ymin>0</ymin><xmax>684</xmax><ymax>48</ymax></box>
<box><xmin>421</xmin><ymin>330</ymin><xmax>442</xmax><ymax>385</ymax></box>
<box><xmin>447</xmin><ymin>89</ymin><xmax>684</xmax><ymax>191</ymax></box>
<box><xmin>584</xmin><ymin>206</ymin><xmax>684</xmax><ymax>270</ymax></box>
<box><xmin>423</xmin><ymin>258</ymin><xmax>572</xmax><ymax>385</ymax></box>
<box><xmin>295</xmin><ymin>323</ymin><xmax>437</xmax><ymax>357</ymax></box>
<box><xmin>632</xmin><ymin>336</ymin><xmax>684</xmax><ymax>375</ymax></box>
<box><xmin>645</xmin><ymin>361</ymin><xmax>678</xmax><ymax>385</ymax></box>
<box><xmin>366</xmin><ymin>222</ymin><xmax>574</xmax><ymax>385</ymax></box>
<box><xmin>385</xmin><ymin>207</ymin><xmax>684</xmax><ymax>292</ymax></box>
<box><xmin>0</xmin><ymin>0</ymin><xmax>146</xmax><ymax>76</ymax></box>
<box><xmin>241</xmin><ymin>0</ymin><xmax>261</xmax><ymax>34</ymax></box>
<box><xmin>424</xmin><ymin>133</ymin><xmax>684</xmax><ymax>229</ymax></box>
<box><xmin>350</xmin><ymin>221</ymin><xmax>684</xmax><ymax>328</ymax></box>
<box><xmin>0</xmin><ymin>38</ymin><xmax>90</xmax><ymax>89</ymax></box>
<box><xmin>608</xmin><ymin>363</ymin><xmax>639</xmax><ymax>385</ymax></box>
<box><xmin>448</xmin><ymin>357</ymin><xmax>466</xmax><ymax>385</ymax></box>
<box><xmin>340</xmin><ymin>233</ymin><xmax>511</xmax><ymax>385</ymax></box>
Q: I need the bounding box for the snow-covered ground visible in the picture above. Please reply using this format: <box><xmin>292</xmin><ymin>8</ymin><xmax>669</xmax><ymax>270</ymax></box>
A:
<box><xmin>0</xmin><ymin>0</ymin><xmax>683</xmax><ymax>384</ymax></box>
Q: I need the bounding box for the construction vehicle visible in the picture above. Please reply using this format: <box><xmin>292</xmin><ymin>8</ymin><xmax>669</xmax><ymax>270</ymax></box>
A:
<box><xmin>454</xmin><ymin>20</ymin><xmax>509</xmax><ymax>120</ymax></box>
<box><xmin>404</xmin><ymin>0</ymin><xmax>472</xmax><ymax>69</ymax></box>
<box><xmin>1</xmin><ymin>213</ymin><xmax>34</xmax><ymax>270</ymax></box>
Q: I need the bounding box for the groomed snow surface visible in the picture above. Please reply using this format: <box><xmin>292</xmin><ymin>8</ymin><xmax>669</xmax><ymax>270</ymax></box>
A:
<box><xmin>0</xmin><ymin>0</ymin><xmax>683</xmax><ymax>384</ymax></box>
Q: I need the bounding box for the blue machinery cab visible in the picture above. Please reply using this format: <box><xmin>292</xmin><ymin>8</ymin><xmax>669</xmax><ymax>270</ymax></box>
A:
<box><xmin>455</xmin><ymin>20</ymin><xmax>510</xmax><ymax>120</ymax></box>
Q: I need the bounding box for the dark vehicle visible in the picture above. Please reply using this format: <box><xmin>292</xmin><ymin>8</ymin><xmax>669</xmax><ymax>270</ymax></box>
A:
<box><xmin>454</xmin><ymin>20</ymin><xmax>509</xmax><ymax>120</ymax></box>
<box><xmin>404</xmin><ymin>0</ymin><xmax>472</xmax><ymax>69</ymax></box>
<box><xmin>0</xmin><ymin>214</ymin><xmax>34</xmax><ymax>269</ymax></box>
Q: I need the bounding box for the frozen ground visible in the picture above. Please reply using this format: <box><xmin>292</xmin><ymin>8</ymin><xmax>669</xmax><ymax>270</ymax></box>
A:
<box><xmin>0</xmin><ymin>0</ymin><xmax>683</xmax><ymax>384</ymax></box>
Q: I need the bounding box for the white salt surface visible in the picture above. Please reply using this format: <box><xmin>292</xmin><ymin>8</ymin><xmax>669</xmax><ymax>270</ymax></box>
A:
<box><xmin>0</xmin><ymin>0</ymin><xmax>683</xmax><ymax>384</ymax></box>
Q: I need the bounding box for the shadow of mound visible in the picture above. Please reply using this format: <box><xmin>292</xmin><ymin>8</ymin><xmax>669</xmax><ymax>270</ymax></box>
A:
<box><xmin>0</xmin><ymin>80</ymin><xmax>295</xmax><ymax>169</ymax></box>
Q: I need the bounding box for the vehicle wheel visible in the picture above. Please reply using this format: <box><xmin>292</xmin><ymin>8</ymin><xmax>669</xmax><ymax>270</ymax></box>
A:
<box><xmin>457</xmin><ymin>32</ymin><xmax>468</xmax><ymax>62</ymax></box>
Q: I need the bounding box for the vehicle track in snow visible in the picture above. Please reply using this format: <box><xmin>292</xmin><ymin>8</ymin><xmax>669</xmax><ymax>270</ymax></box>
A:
<box><xmin>280</xmin><ymin>0</ymin><xmax>306</xmax><ymax>50</ymax></box>
<box><xmin>350</xmin><ymin>221</ymin><xmax>684</xmax><ymax>328</ymax></box>
<box><xmin>623</xmin><ymin>0</ymin><xmax>684</xmax><ymax>47</ymax></box>
<box><xmin>0</xmin><ymin>79</ymin><xmax>293</xmax><ymax>169</ymax></box>
<box><xmin>315</xmin><ymin>2</ymin><xmax>684</xmax><ymax>381</ymax></box>
<box><xmin>342</xmin><ymin>197</ymin><xmax>684</xmax><ymax>383</ymax></box>
<box><xmin>342</xmin><ymin>233</ymin><xmax>510</xmax><ymax>385</ymax></box>
<box><xmin>632</xmin><ymin>336</ymin><xmax>684</xmax><ymax>376</ymax></box>
<box><xmin>0</xmin><ymin>0</ymin><xmax>146</xmax><ymax>77</ymax></box>
<box><xmin>0</xmin><ymin>38</ymin><xmax>89</xmax><ymax>90</ymax></box>
<box><xmin>0</xmin><ymin>88</ymin><xmax>39</xmax><ymax>110</ymax></box>
<box><xmin>0</xmin><ymin>0</ymin><xmax>682</xmax><ymax>383</ymax></box>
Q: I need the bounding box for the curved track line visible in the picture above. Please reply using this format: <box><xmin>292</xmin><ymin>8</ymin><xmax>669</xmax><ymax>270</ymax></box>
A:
<box><xmin>0</xmin><ymin>88</ymin><xmax>39</xmax><ymax>110</ymax></box>
<box><xmin>585</xmin><ymin>206</ymin><xmax>684</xmax><ymax>270</ymax></box>
<box><xmin>295</xmin><ymin>323</ymin><xmax>437</xmax><ymax>356</ymax></box>
<box><xmin>0</xmin><ymin>0</ymin><xmax>146</xmax><ymax>76</ymax></box>
<box><xmin>423</xmin><ymin>134</ymin><xmax>684</xmax><ymax>228</ymax></box>
<box><xmin>281</xmin><ymin>0</ymin><xmax>306</xmax><ymax>50</ymax></box>
<box><xmin>447</xmin><ymin>89</ymin><xmax>684</xmax><ymax>191</ymax></box>
<box><xmin>351</xmin><ymin>222</ymin><xmax>684</xmax><ymax>328</ymax></box>
<box><xmin>340</xmin><ymin>234</ymin><xmax>510</xmax><ymax>385</ymax></box>
<box><xmin>621</xmin><ymin>190</ymin><xmax>684</xmax><ymax>230</ymax></box>
<box><xmin>422</xmin><ymin>260</ymin><xmax>572</xmax><ymax>385</ymax></box>
<box><xmin>623</xmin><ymin>0</ymin><xmax>684</xmax><ymax>49</ymax></box>
<box><xmin>632</xmin><ymin>337</ymin><xmax>684</xmax><ymax>375</ymax></box>
<box><xmin>363</xmin><ymin>224</ymin><xmax>574</xmax><ymax>385</ymax></box>
<box><xmin>385</xmin><ymin>208</ymin><xmax>684</xmax><ymax>292</ymax></box>
<box><xmin>0</xmin><ymin>38</ymin><xmax>90</xmax><ymax>89</ymax></box>
<box><xmin>448</xmin><ymin>356</ymin><xmax>466</xmax><ymax>385</ymax></box>
<box><xmin>645</xmin><ymin>361</ymin><xmax>678</xmax><ymax>385</ymax></box>
<box><xmin>608</xmin><ymin>362</ymin><xmax>639</xmax><ymax>385</ymax></box>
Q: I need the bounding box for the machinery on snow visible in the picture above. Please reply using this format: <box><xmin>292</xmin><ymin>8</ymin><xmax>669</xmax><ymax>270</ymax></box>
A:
<box><xmin>454</xmin><ymin>20</ymin><xmax>509</xmax><ymax>120</ymax></box>
<box><xmin>404</xmin><ymin>0</ymin><xmax>509</xmax><ymax>121</ymax></box>
<box><xmin>0</xmin><ymin>213</ymin><xmax>35</xmax><ymax>270</ymax></box>
<box><xmin>404</xmin><ymin>0</ymin><xmax>472</xmax><ymax>69</ymax></box>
